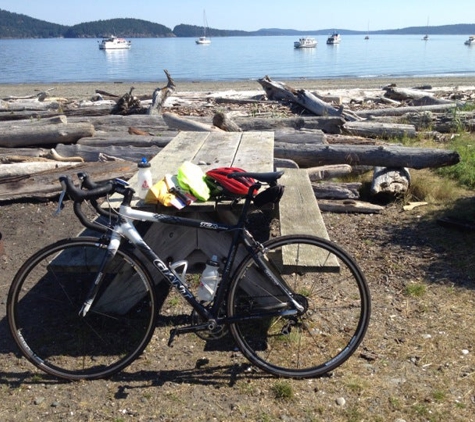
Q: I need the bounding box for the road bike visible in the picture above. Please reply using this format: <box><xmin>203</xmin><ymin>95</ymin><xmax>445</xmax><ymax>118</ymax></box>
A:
<box><xmin>7</xmin><ymin>171</ymin><xmax>371</xmax><ymax>380</ymax></box>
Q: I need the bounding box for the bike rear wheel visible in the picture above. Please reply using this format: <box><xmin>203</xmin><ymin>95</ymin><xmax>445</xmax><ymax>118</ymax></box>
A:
<box><xmin>7</xmin><ymin>237</ymin><xmax>157</xmax><ymax>380</ymax></box>
<box><xmin>227</xmin><ymin>234</ymin><xmax>371</xmax><ymax>378</ymax></box>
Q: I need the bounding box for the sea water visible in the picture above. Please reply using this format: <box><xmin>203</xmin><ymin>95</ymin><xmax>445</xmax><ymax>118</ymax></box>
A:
<box><xmin>0</xmin><ymin>35</ymin><xmax>473</xmax><ymax>84</ymax></box>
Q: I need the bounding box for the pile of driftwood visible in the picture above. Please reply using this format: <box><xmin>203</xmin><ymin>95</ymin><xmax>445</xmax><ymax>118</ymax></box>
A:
<box><xmin>0</xmin><ymin>71</ymin><xmax>471</xmax><ymax>211</ymax></box>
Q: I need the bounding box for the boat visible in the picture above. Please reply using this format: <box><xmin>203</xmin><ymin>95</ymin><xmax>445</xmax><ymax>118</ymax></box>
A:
<box><xmin>196</xmin><ymin>10</ymin><xmax>211</xmax><ymax>45</ymax></box>
<box><xmin>294</xmin><ymin>37</ymin><xmax>317</xmax><ymax>49</ymax></box>
<box><xmin>326</xmin><ymin>32</ymin><xmax>341</xmax><ymax>45</ymax></box>
<box><xmin>98</xmin><ymin>35</ymin><xmax>131</xmax><ymax>50</ymax></box>
<box><xmin>422</xmin><ymin>17</ymin><xmax>429</xmax><ymax>40</ymax></box>
<box><xmin>196</xmin><ymin>36</ymin><xmax>211</xmax><ymax>45</ymax></box>
<box><xmin>464</xmin><ymin>35</ymin><xmax>475</xmax><ymax>45</ymax></box>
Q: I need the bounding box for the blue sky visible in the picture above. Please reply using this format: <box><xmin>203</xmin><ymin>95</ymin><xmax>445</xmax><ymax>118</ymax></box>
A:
<box><xmin>0</xmin><ymin>0</ymin><xmax>473</xmax><ymax>32</ymax></box>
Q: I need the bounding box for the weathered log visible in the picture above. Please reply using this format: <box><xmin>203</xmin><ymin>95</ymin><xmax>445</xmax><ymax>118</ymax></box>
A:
<box><xmin>67</xmin><ymin>114</ymin><xmax>168</xmax><ymax>133</ymax></box>
<box><xmin>162</xmin><ymin>112</ymin><xmax>223</xmax><ymax>132</ymax></box>
<box><xmin>213</xmin><ymin>97</ymin><xmax>275</xmax><ymax>105</ymax></box>
<box><xmin>0</xmin><ymin>99</ymin><xmax>61</xmax><ymax>112</ymax></box>
<box><xmin>111</xmin><ymin>87</ymin><xmax>144</xmax><ymax>115</ymax></box>
<box><xmin>274</xmin><ymin>129</ymin><xmax>326</xmax><ymax>145</ymax></box>
<box><xmin>307</xmin><ymin>165</ymin><xmax>353</xmax><ymax>181</ymax></box>
<box><xmin>343</xmin><ymin>121</ymin><xmax>416</xmax><ymax>139</ymax></box>
<box><xmin>0</xmin><ymin>162</ymin><xmax>82</xmax><ymax>178</ymax></box>
<box><xmin>0</xmin><ymin>161</ymin><xmax>136</xmax><ymax>202</ymax></box>
<box><xmin>55</xmin><ymin>143</ymin><xmax>161</xmax><ymax>163</ymax></box>
<box><xmin>273</xmin><ymin>143</ymin><xmax>460</xmax><ymax>169</ymax></box>
<box><xmin>312</xmin><ymin>182</ymin><xmax>361</xmax><ymax>200</ymax></box>
<box><xmin>383</xmin><ymin>86</ymin><xmax>435</xmax><ymax>101</ymax></box>
<box><xmin>235</xmin><ymin>115</ymin><xmax>344</xmax><ymax>133</ymax></box>
<box><xmin>325</xmin><ymin>134</ymin><xmax>385</xmax><ymax>145</ymax></box>
<box><xmin>257</xmin><ymin>75</ymin><xmax>362</xmax><ymax>122</ymax></box>
<box><xmin>148</xmin><ymin>70</ymin><xmax>177</xmax><ymax>115</ymax></box>
<box><xmin>1</xmin><ymin>88</ymin><xmax>55</xmax><ymax>101</ymax></box>
<box><xmin>0</xmin><ymin>120</ymin><xmax>95</xmax><ymax>147</ymax></box>
<box><xmin>212</xmin><ymin>112</ymin><xmax>242</xmax><ymax>132</ymax></box>
<box><xmin>318</xmin><ymin>199</ymin><xmax>385</xmax><ymax>214</ymax></box>
<box><xmin>76</xmin><ymin>133</ymin><xmax>175</xmax><ymax>147</ymax></box>
<box><xmin>355</xmin><ymin>103</ymin><xmax>460</xmax><ymax>118</ymax></box>
<box><xmin>371</xmin><ymin>167</ymin><xmax>411</xmax><ymax>195</ymax></box>
<box><xmin>0</xmin><ymin>147</ymin><xmax>50</xmax><ymax>158</ymax></box>
<box><xmin>177</xmin><ymin>114</ymin><xmax>344</xmax><ymax>133</ymax></box>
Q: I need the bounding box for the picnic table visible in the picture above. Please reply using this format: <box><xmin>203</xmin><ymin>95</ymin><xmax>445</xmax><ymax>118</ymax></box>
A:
<box><xmin>107</xmin><ymin>131</ymin><xmax>331</xmax><ymax>270</ymax></box>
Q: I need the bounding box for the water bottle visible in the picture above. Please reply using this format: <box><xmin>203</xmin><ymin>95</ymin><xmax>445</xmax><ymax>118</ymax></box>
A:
<box><xmin>137</xmin><ymin>157</ymin><xmax>152</xmax><ymax>199</ymax></box>
<box><xmin>197</xmin><ymin>255</ymin><xmax>220</xmax><ymax>302</ymax></box>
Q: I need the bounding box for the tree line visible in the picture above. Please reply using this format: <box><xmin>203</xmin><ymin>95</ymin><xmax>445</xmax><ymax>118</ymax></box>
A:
<box><xmin>1</xmin><ymin>8</ymin><xmax>474</xmax><ymax>39</ymax></box>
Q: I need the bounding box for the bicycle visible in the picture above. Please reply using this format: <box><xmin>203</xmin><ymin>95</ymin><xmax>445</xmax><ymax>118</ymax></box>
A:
<box><xmin>7</xmin><ymin>170</ymin><xmax>371</xmax><ymax>381</ymax></box>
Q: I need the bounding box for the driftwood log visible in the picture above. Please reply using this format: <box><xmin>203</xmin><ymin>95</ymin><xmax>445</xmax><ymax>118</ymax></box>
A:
<box><xmin>257</xmin><ymin>75</ymin><xmax>362</xmax><ymax>122</ymax></box>
<box><xmin>383</xmin><ymin>86</ymin><xmax>436</xmax><ymax>101</ymax></box>
<box><xmin>311</xmin><ymin>182</ymin><xmax>361</xmax><ymax>200</ymax></box>
<box><xmin>0</xmin><ymin>162</ymin><xmax>83</xmax><ymax>178</ymax></box>
<box><xmin>212</xmin><ymin>112</ymin><xmax>242</xmax><ymax>132</ymax></box>
<box><xmin>307</xmin><ymin>165</ymin><xmax>353</xmax><ymax>181</ymax></box>
<box><xmin>0</xmin><ymin>161</ymin><xmax>136</xmax><ymax>202</ymax></box>
<box><xmin>355</xmin><ymin>103</ymin><xmax>460</xmax><ymax>118</ymax></box>
<box><xmin>0</xmin><ymin>117</ymin><xmax>95</xmax><ymax>147</ymax></box>
<box><xmin>162</xmin><ymin>112</ymin><xmax>223</xmax><ymax>132</ymax></box>
<box><xmin>54</xmin><ymin>143</ymin><xmax>161</xmax><ymax>163</ymax></box>
<box><xmin>343</xmin><ymin>121</ymin><xmax>417</xmax><ymax>139</ymax></box>
<box><xmin>148</xmin><ymin>70</ymin><xmax>177</xmax><ymax>115</ymax></box>
<box><xmin>273</xmin><ymin>143</ymin><xmax>460</xmax><ymax>169</ymax></box>
<box><xmin>318</xmin><ymin>199</ymin><xmax>385</xmax><ymax>214</ymax></box>
<box><xmin>371</xmin><ymin>167</ymin><xmax>411</xmax><ymax>195</ymax></box>
<box><xmin>76</xmin><ymin>133</ymin><xmax>176</xmax><ymax>147</ymax></box>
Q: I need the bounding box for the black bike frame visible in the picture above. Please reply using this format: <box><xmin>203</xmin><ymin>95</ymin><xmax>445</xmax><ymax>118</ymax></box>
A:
<box><xmin>108</xmin><ymin>194</ymin><xmax>260</xmax><ymax>324</ymax></box>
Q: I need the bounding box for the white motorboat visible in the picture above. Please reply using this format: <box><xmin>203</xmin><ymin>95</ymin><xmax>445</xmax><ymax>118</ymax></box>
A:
<box><xmin>196</xmin><ymin>10</ymin><xmax>211</xmax><ymax>45</ymax></box>
<box><xmin>196</xmin><ymin>36</ymin><xmax>211</xmax><ymax>45</ymax></box>
<box><xmin>98</xmin><ymin>35</ymin><xmax>131</xmax><ymax>50</ymax></box>
<box><xmin>326</xmin><ymin>32</ymin><xmax>341</xmax><ymax>45</ymax></box>
<box><xmin>465</xmin><ymin>35</ymin><xmax>475</xmax><ymax>45</ymax></box>
<box><xmin>294</xmin><ymin>37</ymin><xmax>317</xmax><ymax>48</ymax></box>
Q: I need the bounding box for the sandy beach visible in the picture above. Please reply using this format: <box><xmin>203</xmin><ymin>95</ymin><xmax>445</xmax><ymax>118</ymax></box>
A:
<box><xmin>1</xmin><ymin>76</ymin><xmax>474</xmax><ymax>100</ymax></box>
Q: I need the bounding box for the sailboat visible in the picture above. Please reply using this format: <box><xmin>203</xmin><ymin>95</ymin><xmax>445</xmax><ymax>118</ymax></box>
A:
<box><xmin>196</xmin><ymin>10</ymin><xmax>211</xmax><ymax>45</ymax></box>
<box><xmin>422</xmin><ymin>17</ymin><xmax>429</xmax><ymax>40</ymax></box>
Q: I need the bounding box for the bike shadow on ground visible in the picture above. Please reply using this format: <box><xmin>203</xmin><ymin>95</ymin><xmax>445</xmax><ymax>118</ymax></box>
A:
<box><xmin>0</xmin><ymin>312</ymin><xmax>272</xmax><ymax>388</ymax></box>
<box><xmin>0</xmin><ymin>363</ymin><xmax>273</xmax><ymax>390</ymax></box>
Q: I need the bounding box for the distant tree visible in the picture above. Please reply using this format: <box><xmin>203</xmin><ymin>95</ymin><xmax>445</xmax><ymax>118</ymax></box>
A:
<box><xmin>64</xmin><ymin>18</ymin><xmax>174</xmax><ymax>38</ymax></box>
<box><xmin>0</xmin><ymin>9</ymin><xmax>65</xmax><ymax>38</ymax></box>
<box><xmin>1</xmin><ymin>8</ymin><xmax>474</xmax><ymax>39</ymax></box>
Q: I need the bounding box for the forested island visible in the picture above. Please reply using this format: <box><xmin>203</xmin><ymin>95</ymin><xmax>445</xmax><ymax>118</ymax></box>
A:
<box><xmin>1</xmin><ymin>8</ymin><xmax>474</xmax><ymax>39</ymax></box>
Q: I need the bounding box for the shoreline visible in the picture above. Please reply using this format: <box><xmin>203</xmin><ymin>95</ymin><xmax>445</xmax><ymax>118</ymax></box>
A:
<box><xmin>1</xmin><ymin>76</ymin><xmax>474</xmax><ymax>99</ymax></box>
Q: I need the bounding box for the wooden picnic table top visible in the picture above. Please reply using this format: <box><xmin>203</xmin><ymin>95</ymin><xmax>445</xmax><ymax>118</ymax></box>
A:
<box><xmin>108</xmin><ymin>131</ymin><xmax>275</xmax><ymax>209</ymax></box>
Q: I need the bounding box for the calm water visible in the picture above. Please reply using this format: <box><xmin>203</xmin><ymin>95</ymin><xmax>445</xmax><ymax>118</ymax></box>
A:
<box><xmin>0</xmin><ymin>35</ymin><xmax>474</xmax><ymax>84</ymax></box>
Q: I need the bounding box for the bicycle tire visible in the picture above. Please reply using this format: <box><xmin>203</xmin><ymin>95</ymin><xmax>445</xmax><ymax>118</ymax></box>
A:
<box><xmin>227</xmin><ymin>234</ymin><xmax>371</xmax><ymax>378</ymax></box>
<box><xmin>7</xmin><ymin>237</ymin><xmax>157</xmax><ymax>380</ymax></box>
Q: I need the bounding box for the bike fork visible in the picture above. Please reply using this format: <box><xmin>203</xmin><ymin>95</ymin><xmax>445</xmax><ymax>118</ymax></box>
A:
<box><xmin>79</xmin><ymin>235</ymin><xmax>121</xmax><ymax>317</ymax></box>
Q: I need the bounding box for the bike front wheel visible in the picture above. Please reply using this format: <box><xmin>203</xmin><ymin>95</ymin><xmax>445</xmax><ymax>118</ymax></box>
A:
<box><xmin>7</xmin><ymin>237</ymin><xmax>157</xmax><ymax>380</ymax></box>
<box><xmin>227</xmin><ymin>234</ymin><xmax>371</xmax><ymax>378</ymax></box>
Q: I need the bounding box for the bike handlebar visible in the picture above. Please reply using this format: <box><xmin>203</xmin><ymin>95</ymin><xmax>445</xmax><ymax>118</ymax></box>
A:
<box><xmin>58</xmin><ymin>173</ymin><xmax>134</xmax><ymax>233</ymax></box>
